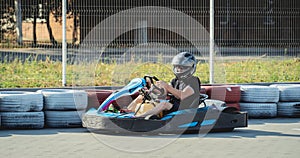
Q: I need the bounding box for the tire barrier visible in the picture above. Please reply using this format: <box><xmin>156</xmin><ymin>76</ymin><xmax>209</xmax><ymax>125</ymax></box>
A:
<box><xmin>0</xmin><ymin>84</ymin><xmax>299</xmax><ymax>129</ymax></box>
<box><xmin>0</xmin><ymin>91</ymin><xmax>44</xmax><ymax>129</ymax></box>
<box><xmin>270</xmin><ymin>84</ymin><xmax>300</xmax><ymax>117</ymax></box>
<box><xmin>240</xmin><ymin>85</ymin><xmax>279</xmax><ymax>103</ymax></box>
<box><xmin>240</xmin><ymin>103</ymin><xmax>277</xmax><ymax>118</ymax></box>
<box><xmin>270</xmin><ymin>84</ymin><xmax>300</xmax><ymax>102</ymax></box>
<box><xmin>239</xmin><ymin>85</ymin><xmax>279</xmax><ymax>118</ymax></box>
<box><xmin>0</xmin><ymin>91</ymin><xmax>43</xmax><ymax>112</ymax></box>
<box><xmin>0</xmin><ymin>111</ymin><xmax>44</xmax><ymax>129</ymax></box>
<box><xmin>44</xmin><ymin>110</ymin><xmax>85</xmax><ymax>128</ymax></box>
<box><xmin>38</xmin><ymin>89</ymin><xmax>88</xmax><ymax>110</ymax></box>
<box><xmin>38</xmin><ymin>89</ymin><xmax>88</xmax><ymax>128</ymax></box>
<box><xmin>202</xmin><ymin>85</ymin><xmax>241</xmax><ymax>110</ymax></box>
<box><xmin>277</xmin><ymin>102</ymin><xmax>300</xmax><ymax>117</ymax></box>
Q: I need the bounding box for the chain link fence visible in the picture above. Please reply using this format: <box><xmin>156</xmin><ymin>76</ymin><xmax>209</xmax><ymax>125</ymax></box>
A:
<box><xmin>0</xmin><ymin>0</ymin><xmax>299</xmax><ymax>88</ymax></box>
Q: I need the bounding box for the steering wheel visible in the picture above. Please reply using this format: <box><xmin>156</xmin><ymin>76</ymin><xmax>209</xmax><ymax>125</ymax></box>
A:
<box><xmin>141</xmin><ymin>75</ymin><xmax>166</xmax><ymax>101</ymax></box>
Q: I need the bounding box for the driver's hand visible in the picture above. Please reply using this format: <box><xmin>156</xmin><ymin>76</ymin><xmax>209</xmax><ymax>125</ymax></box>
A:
<box><xmin>156</xmin><ymin>81</ymin><xmax>168</xmax><ymax>89</ymax></box>
<box><xmin>145</xmin><ymin>79</ymin><xmax>152</xmax><ymax>89</ymax></box>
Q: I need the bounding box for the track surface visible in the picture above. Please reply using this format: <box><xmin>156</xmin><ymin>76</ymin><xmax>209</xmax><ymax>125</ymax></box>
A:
<box><xmin>0</xmin><ymin>118</ymin><xmax>299</xmax><ymax>158</ymax></box>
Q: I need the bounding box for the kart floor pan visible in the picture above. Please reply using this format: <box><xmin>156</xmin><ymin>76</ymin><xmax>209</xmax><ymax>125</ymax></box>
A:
<box><xmin>82</xmin><ymin>107</ymin><xmax>248</xmax><ymax>133</ymax></box>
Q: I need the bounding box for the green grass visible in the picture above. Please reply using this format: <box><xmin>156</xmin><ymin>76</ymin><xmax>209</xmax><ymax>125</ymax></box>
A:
<box><xmin>1</xmin><ymin>58</ymin><xmax>299</xmax><ymax>88</ymax></box>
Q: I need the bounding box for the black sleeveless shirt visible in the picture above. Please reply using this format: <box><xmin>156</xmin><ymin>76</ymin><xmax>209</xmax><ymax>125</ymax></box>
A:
<box><xmin>169</xmin><ymin>76</ymin><xmax>201</xmax><ymax>110</ymax></box>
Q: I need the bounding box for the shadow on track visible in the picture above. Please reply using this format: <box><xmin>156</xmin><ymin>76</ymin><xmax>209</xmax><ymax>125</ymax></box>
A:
<box><xmin>0</xmin><ymin>128</ymin><xmax>89</xmax><ymax>137</ymax></box>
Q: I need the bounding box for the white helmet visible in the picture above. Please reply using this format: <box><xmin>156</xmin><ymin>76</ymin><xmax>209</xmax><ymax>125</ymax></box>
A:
<box><xmin>171</xmin><ymin>52</ymin><xmax>197</xmax><ymax>79</ymax></box>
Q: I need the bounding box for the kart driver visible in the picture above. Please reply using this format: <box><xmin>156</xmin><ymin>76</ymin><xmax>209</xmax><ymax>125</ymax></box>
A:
<box><xmin>127</xmin><ymin>52</ymin><xmax>201</xmax><ymax>118</ymax></box>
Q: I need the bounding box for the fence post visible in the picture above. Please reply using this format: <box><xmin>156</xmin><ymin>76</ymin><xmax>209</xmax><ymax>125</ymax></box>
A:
<box><xmin>136</xmin><ymin>20</ymin><xmax>148</xmax><ymax>44</ymax></box>
<box><xmin>209</xmin><ymin>0</ymin><xmax>215</xmax><ymax>84</ymax></box>
<box><xmin>14</xmin><ymin>0</ymin><xmax>23</xmax><ymax>45</ymax></box>
<box><xmin>62</xmin><ymin>0</ymin><xmax>67</xmax><ymax>86</ymax></box>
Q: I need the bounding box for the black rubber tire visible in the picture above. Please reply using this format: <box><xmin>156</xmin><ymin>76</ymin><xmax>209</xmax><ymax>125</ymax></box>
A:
<box><xmin>277</xmin><ymin>102</ymin><xmax>300</xmax><ymax>117</ymax></box>
<box><xmin>44</xmin><ymin>110</ymin><xmax>85</xmax><ymax>128</ymax></box>
<box><xmin>240</xmin><ymin>102</ymin><xmax>277</xmax><ymax>118</ymax></box>
<box><xmin>226</xmin><ymin>103</ymin><xmax>241</xmax><ymax>111</ymax></box>
<box><xmin>0</xmin><ymin>111</ymin><xmax>44</xmax><ymax>129</ymax></box>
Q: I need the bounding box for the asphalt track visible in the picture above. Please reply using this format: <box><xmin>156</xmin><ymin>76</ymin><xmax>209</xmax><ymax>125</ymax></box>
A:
<box><xmin>0</xmin><ymin>118</ymin><xmax>299</xmax><ymax>158</ymax></box>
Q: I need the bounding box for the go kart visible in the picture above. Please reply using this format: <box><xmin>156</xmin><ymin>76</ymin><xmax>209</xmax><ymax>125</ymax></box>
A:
<box><xmin>82</xmin><ymin>76</ymin><xmax>248</xmax><ymax>133</ymax></box>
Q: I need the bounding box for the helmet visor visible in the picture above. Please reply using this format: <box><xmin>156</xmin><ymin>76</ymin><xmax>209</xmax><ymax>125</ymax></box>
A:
<box><xmin>173</xmin><ymin>65</ymin><xmax>191</xmax><ymax>74</ymax></box>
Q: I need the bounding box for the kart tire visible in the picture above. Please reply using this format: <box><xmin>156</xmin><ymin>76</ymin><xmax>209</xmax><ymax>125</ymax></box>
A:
<box><xmin>240</xmin><ymin>102</ymin><xmax>277</xmax><ymax>118</ymax></box>
<box><xmin>277</xmin><ymin>102</ymin><xmax>300</xmax><ymax>117</ymax></box>
<box><xmin>226</xmin><ymin>103</ymin><xmax>240</xmax><ymax>111</ymax></box>
<box><xmin>240</xmin><ymin>85</ymin><xmax>279</xmax><ymax>103</ymax></box>
<box><xmin>0</xmin><ymin>111</ymin><xmax>44</xmax><ymax>129</ymax></box>
<box><xmin>270</xmin><ymin>84</ymin><xmax>300</xmax><ymax>102</ymax></box>
<box><xmin>0</xmin><ymin>91</ymin><xmax>43</xmax><ymax>112</ymax></box>
<box><xmin>202</xmin><ymin>85</ymin><xmax>241</xmax><ymax>103</ymax></box>
<box><xmin>38</xmin><ymin>89</ymin><xmax>88</xmax><ymax>110</ymax></box>
<box><xmin>44</xmin><ymin>110</ymin><xmax>85</xmax><ymax>128</ymax></box>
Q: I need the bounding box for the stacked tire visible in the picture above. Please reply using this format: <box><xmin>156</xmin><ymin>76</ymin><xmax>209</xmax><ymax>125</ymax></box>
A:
<box><xmin>270</xmin><ymin>84</ymin><xmax>300</xmax><ymax>117</ymax></box>
<box><xmin>0</xmin><ymin>91</ymin><xmax>44</xmax><ymax>129</ymax></box>
<box><xmin>202</xmin><ymin>85</ymin><xmax>241</xmax><ymax>110</ymax></box>
<box><xmin>38</xmin><ymin>89</ymin><xmax>87</xmax><ymax>128</ymax></box>
<box><xmin>239</xmin><ymin>85</ymin><xmax>279</xmax><ymax>118</ymax></box>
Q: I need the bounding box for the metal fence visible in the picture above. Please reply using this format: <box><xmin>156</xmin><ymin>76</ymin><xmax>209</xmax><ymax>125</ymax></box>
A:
<box><xmin>0</xmin><ymin>0</ymin><xmax>299</xmax><ymax>87</ymax></box>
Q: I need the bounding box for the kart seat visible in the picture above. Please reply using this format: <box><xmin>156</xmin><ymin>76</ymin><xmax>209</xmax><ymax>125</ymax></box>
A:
<box><xmin>189</xmin><ymin>93</ymin><xmax>208</xmax><ymax>108</ymax></box>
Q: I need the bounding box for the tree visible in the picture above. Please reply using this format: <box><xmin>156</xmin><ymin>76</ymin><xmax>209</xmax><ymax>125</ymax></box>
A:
<box><xmin>51</xmin><ymin>0</ymin><xmax>79</xmax><ymax>45</ymax></box>
<box><xmin>44</xmin><ymin>0</ymin><xmax>58</xmax><ymax>45</ymax></box>
<box><xmin>30</xmin><ymin>0</ymin><xmax>78</xmax><ymax>46</ymax></box>
<box><xmin>0</xmin><ymin>0</ymin><xmax>15</xmax><ymax>43</ymax></box>
<box><xmin>30</xmin><ymin>0</ymin><xmax>58</xmax><ymax>46</ymax></box>
<box><xmin>1</xmin><ymin>0</ymin><xmax>79</xmax><ymax>46</ymax></box>
<box><xmin>15</xmin><ymin>0</ymin><xmax>23</xmax><ymax>45</ymax></box>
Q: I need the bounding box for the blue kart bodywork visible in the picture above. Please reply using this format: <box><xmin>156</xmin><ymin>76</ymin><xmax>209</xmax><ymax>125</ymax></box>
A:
<box><xmin>82</xmin><ymin>105</ymin><xmax>248</xmax><ymax>133</ymax></box>
<box><xmin>82</xmin><ymin>76</ymin><xmax>248</xmax><ymax>133</ymax></box>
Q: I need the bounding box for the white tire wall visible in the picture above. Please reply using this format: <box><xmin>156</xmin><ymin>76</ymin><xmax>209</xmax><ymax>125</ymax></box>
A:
<box><xmin>38</xmin><ymin>89</ymin><xmax>88</xmax><ymax>110</ymax></box>
<box><xmin>240</xmin><ymin>103</ymin><xmax>277</xmax><ymax>118</ymax></box>
<box><xmin>270</xmin><ymin>84</ymin><xmax>300</xmax><ymax>102</ymax></box>
<box><xmin>0</xmin><ymin>91</ymin><xmax>43</xmax><ymax>112</ymax></box>
<box><xmin>240</xmin><ymin>85</ymin><xmax>279</xmax><ymax>103</ymax></box>
<box><xmin>277</xmin><ymin>102</ymin><xmax>300</xmax><ymax>117</ymax></box>
<box><xmin>0</xmin><ymin>112</ymin><xmax>44</xmax><ymax>129</ymax></box>
<box><xmin>44</xmin><ymin>110</ymin><xmax>85</xmax><ymax>128</ymax></box>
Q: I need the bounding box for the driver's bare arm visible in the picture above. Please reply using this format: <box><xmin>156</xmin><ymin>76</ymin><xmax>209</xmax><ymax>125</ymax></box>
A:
<box><xmin>156</xmin><ymin>81</ymin><xmax>194</xmax><ymax>100</ymax></box>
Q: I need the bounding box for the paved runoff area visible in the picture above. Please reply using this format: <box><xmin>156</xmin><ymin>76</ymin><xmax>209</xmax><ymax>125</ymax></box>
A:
<box><xmin>0</xmin><ymin>118</ymin><xmax>299</xmax><ymax>158</ymax></box>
